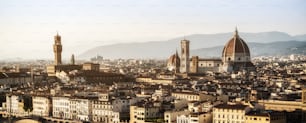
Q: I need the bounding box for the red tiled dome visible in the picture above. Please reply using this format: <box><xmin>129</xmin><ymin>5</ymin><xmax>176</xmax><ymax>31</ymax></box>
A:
<box><xmin>167</xmin><ymin>53</ymin><xmax>180</xmax><ymax>65</ymax></box>
<box><xmin>222</xmin><ymin>29</ymin><xmax>250</xmax><ymax>57</ymax></box>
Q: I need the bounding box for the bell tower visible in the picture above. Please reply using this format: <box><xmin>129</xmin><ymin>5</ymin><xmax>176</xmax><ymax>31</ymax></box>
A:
<box><xmin>53</xmin><ymin>32</ymin><xmax>62</xmax><ymax>65</ymax></box>
<box><xmin>180</xmin><ymin>39</ymin><xmax>190</xmax><ymax>73</ymax></box>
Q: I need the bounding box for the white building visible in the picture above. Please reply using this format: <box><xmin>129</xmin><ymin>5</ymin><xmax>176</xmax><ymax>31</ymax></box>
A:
<box><xmin>4</xmin><ymin>95</ymin><xmax>26</xmax><ymax>117</ymax></box>
<box><xmin>32</xmin><ymin>96</ymin><xmax>51</xmax><ymax>117</ymax></box>
<box><xmin>70</xmin><ymin>98</ymin><xmax>91</xmax><ymax>121</ymax></box>
<box><xmin>52</xmin><ymin>96</ymin><xmax>70</xmax><ymax>119</ymax></box>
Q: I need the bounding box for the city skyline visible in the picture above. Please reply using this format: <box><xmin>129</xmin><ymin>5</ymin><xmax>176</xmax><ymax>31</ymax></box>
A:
<box><xmin>0</xmin><ymin>0</ymin><xmax>305</xmax><ymax>59</ymax></box>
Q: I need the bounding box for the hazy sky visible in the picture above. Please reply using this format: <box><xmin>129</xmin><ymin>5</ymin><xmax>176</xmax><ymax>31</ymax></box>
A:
<box><xmin>0</xmin><ymin>0</ymin><xmax>305</xmax><ymax>59</ymax></box>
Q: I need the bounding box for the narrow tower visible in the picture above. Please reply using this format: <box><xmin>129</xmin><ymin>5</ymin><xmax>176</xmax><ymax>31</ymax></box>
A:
<box><xmin>53</xmin><ymin>32</ymin><xmax>62</xmax><ymax>65</ymax></box>
<box><xmin>71</xmin><ymin>54</ymin><xmax>75</xmax><ymax>65</ymax></box>
<box><xmin>180</xmin><ymin>39</ymin><xmax>190</xmax><ymax>73</ymax></box>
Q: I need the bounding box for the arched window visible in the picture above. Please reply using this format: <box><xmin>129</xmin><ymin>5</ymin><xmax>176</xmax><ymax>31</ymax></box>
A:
<box><xmin>228</xmin><ymin>57</ymin><xmax>231</xmax><ymax>61</ymax></box>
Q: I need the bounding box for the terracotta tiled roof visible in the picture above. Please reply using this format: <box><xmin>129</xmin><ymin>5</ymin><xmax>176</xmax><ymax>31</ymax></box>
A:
<box><xmin>214</xmin><ymin>103</ymin><xmax>248</xmax><ymax>110</ymax></box>
<box><xmin>167</xmin><ymin>53</ymin><xmax>180</xmax><ymax>65</ymax></box>
<box><xmin>222</xmin><ymin>30</ymin><xmax>250</xmax><ymax>57</ymax></box>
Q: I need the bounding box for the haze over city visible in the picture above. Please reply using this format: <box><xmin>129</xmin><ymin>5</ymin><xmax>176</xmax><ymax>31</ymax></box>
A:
<box><xmin>0</xmin><ymin>0</ymin><xmax>306</xmax><ymax>60</ymax></box>
<box><xmin>1</xmin><ymin>0</ymin><xmax>306</xmax><ymax>123</ymax></box>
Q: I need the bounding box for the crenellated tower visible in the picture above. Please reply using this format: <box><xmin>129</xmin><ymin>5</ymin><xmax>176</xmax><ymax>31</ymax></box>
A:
<box><xmin>53</xmin><ymin>32</ymin><xmax>62</xmax><ymax>65</ymax></box>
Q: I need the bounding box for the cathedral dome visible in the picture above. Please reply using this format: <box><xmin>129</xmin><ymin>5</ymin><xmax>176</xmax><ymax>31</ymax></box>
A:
<box><xmin>222</xmin><ymin>28</ymin><xmax>250</xmax><ymax>62</ymax></box>
<box><xmin>167</xmin><ymin>53</ymin><xmax>180</xmax><ymax>66</ymax></box>
<box><xmin>167</xmin><ymin>51</ymin><xmax>180</xmax><ymax>72</ymax></box>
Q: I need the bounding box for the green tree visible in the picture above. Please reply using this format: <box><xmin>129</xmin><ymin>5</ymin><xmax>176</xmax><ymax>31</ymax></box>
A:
<box><xmin>23</xmin><ymin>95</ymin><xmax>33</xmax><ymax>112</ymax></box>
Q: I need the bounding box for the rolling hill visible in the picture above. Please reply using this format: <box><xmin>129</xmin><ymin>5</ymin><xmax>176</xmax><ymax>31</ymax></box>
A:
<box><xmin>79</xmin><ymin>31</ymin><xmax>306</xmax><ymax>59</ymax></box>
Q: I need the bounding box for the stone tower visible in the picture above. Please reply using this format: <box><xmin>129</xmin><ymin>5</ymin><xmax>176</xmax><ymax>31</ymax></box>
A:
<box><xmin>53</xmin><ymin>32</ymin><xmax>62</xmax><ymax>65</ymax></box>
<box><xmin>190</xmin><ymin>56</ymin><xmax>199</xmax><ymax>73</ymax></box>
<box><xmin>71</xmin><ymin>54</ymin><xmax>75</xmax><ymax>65</ymax></box>
<box><xmin>180</xmin><ymin>39</ymin><xmax>190</xmax><ymax>73</ymax></box>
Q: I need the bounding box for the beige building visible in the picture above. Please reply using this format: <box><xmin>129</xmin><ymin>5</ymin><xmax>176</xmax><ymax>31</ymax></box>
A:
<box><xmin>92</xmin><ymin>100</ymin><xmax>120</xmax><ymax>123</ymax></box>
<box><xmin>130</xmin><ymin>102</ymin><xmax>161</xmax><ymax>123</ymax></box>
<box><xmin>32</xmin><ymin>96</ymin><xmax>51</xmax><ymax>117</ymax></box>
<box><xmin>164</xmin><ymin>110</ymin><xmax>190</xmax><ymax>123</ymax></box>
<box><xmin>177</xmin><ymin>112</ymin><xmax>212</xmax><ymax>123</ymax></box>
<box><xmin>213</xmin><ymin>104</ymin><xmax>250</xmax><ymax>123</ymax></box>
<box><xmin>172</xmin><ymin>92</ymin><xmax>215</xmax><ymax>102</ymax></box>
<box><xmin>136</xmin><ymin>77</ymin><xmax>174</xmax><ymax>85</ymax></box>
<box><xmin>82</xmin><ymin>62</ymin><xmax>100</xmax><ymax>71</ymax></box>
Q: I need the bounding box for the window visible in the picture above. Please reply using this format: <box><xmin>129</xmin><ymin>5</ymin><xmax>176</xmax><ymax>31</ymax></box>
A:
<box><xmin>238</xmin><ymin>57</ymin><xmax>241</xmax><ymax>60</ymax></box>
<box><xmin>228</xmin><ymin>57</ymin><xmax>231</xmax><ymax>61</ymax></box>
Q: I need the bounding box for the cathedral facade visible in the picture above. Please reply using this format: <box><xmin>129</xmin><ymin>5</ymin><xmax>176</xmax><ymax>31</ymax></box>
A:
<box><xmin>167</xmin><ymin>28</ymin><xmax>254</xmax><ymax>73</ymax></box>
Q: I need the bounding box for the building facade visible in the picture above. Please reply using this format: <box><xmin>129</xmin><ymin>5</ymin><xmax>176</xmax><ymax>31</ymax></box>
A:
<box><xmin>32</xmin><ymin>96</ymin><xmax>51</xmax><ymax>117</ymax></box>
<box><xmin>245</xmin><ymin>111</ymin><xmax>286</xmax><ymax>123</ymax></box>
<box><xmin>213</xmin><ymin>104</ymin><xmax>250</xmax><ymax>123</ymax></box>
<box><xmin>92</xmin><ymin>100</ymin><xmax>120</xmax><ymax>123</ymax></box>
<box><xmin>70</xmin><ymin>98</ymin><xmax>91</xmax><ymax>121</ymax></box>
<box><xmin>52</xmin><ymin>97</ymin><xmax>71</xmax><ymax>119</ymax></box>
<box><xmin>130</xmin><ymin>103</ymin><xmax>161</xmax><ymax>123</ymax></box>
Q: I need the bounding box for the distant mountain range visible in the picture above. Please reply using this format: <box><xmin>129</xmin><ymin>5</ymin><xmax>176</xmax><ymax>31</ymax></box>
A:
<box><xmin>79</xmin><ymin>31</ymin><xmax>306</xmax><ymax>59</ymax></box>
<box><xmin>192</xmin><ymin>41</ymin><xmax>306</xmax><ymax>58</ymax></box>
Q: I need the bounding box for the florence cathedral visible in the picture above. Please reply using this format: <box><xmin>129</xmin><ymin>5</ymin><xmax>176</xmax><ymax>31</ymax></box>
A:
<box><xmin>167</xmin><ymin>28</ymin><xmax>255</xmax><ymax>73</ymax></box>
